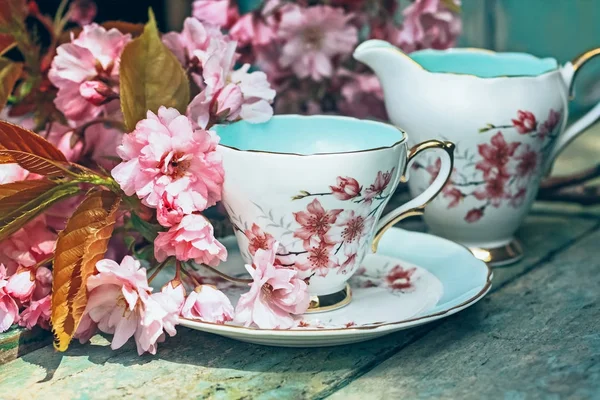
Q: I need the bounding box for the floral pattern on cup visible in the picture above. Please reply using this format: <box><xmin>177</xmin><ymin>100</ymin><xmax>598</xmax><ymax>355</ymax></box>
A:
<box><xmin>350</xmin><ymin>263</ymin><xmax>418</xmax><ymax>293</ymax></box>
<box><xmin>227</xmin><ymin>169</ymin><xmax>396</xmax><ymax>278</ymax></box>
<box><xmin>413</xmin><ymin>109</ymin><xmax>562</xmax><ymax>223</ymax></box>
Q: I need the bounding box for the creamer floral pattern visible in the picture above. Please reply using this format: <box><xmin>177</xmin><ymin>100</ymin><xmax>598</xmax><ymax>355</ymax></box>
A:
<box><xmin>227</xmin><ymin>168</ymin><xmax>396</xmax><ymax>278</ymax></box>
<box><xmin>413</xmin><ymin>109</ymin><xmax>562</xmax><ymax>223</ymax></box>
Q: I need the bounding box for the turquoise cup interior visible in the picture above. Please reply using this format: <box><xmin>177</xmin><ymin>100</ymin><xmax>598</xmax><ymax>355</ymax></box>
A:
<box><xmin>411</xmin><ymin>49</ymin><xmax>558</xmax><ymax>78</ymax></box>
<box><xmin>214</xmin><ymin>115</ymin><xmax>406</xmax><ymax>155</ymax></box>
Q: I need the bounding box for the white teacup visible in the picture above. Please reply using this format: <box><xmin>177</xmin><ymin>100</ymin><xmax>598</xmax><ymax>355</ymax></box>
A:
<box><xmin>215</xmin><ymin>115</ymin><xmax>454</xmax><ymax>311</ymax></box>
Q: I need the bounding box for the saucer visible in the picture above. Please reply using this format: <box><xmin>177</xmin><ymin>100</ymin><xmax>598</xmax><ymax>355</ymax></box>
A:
<box><xmin>179</xmin><ymin>227</ymin><xmax>492</xmax><ymax>347</ymax></box>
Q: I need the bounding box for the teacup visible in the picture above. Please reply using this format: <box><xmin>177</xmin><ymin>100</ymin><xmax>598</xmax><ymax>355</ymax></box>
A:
<box><xmin>214</xmin><ymin>115</ymin><xmax>454</xmax><ymax>312</ymax></box>
<box><xmin>354</xmin><ymin>40</ymin><xmax>600</xmax><ymax>266</ymax></box>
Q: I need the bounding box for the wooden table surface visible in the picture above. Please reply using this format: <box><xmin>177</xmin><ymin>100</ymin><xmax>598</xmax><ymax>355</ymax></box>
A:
<box><xmin>1</xmin><ymin>124</ymin><xmax>599</xmax><ymax>399</ymax></box>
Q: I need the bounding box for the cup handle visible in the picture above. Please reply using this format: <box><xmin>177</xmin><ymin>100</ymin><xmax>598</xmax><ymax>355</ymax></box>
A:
<box><xmin>545</xmin><ymin>47</ymin><xmax>600</xmax><ymax>172</ymax></box>
<box><xmin>371</xmin><ymin>140</ymin><xmax>455</xmax><ymax>252</ymax></box>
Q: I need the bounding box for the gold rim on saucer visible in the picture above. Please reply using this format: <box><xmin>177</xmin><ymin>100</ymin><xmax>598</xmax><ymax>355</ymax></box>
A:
<box><xmin>469</xmin><ymin>239</ymin><xmax>524</xmax><ymax>267</ymax></box>
<box><xmin>304</xmin><ymin>284</ymin><xmax>352</xmax><ymax>313</ymax></box>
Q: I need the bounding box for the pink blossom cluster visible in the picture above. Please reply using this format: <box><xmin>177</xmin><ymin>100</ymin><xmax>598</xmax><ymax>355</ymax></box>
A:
<box><xmin>191</xmin><ymin>0</ymin><xmax>460</xmax><ymax>118</ymax></box>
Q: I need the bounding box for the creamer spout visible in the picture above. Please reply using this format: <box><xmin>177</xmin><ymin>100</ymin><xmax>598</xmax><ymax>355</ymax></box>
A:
<box><xmin>353</xmin><ymin>40</ymin><xmax>423</xmax><ymax>90</ymax></box>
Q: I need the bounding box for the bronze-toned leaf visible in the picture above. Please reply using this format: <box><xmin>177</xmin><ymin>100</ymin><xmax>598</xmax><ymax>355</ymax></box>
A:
<box><xmin>119</xmin><ymin>9</ymin><xmax>190</xmax><ymax>132</ymax></box>
<box><xmin>0</xmin><ymin>120</ymin><xmax>73</xmax><ymax>176</ymax></box>
<box><xmin>0</xmin><ymin>59</ymin><xmax>22</xmax><ymax>112</ymax></box>
<box><xmin>0</xmin><ymin>0</ymin><xmax>26</xmax><ymax>27</ymax></box>
<box><xmin>52</xmin><ymin>191</ymin><xmax>121</xmax><ymax>352</ymax></box>
<box><xmin>0</xmin><ymin>182</ymin><xmax>80</xmax><ymax>241</ymax></box>
<box><xmin>0</xmin><ymin>179</ymin><xmax>57</xmax><ymax>216</ymax></box>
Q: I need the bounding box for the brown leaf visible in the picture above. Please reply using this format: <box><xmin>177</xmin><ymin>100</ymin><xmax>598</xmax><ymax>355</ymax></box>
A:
<box><xmin>51</xmin><ymin>190</ymin><xmax>121</xmax><ymax>352</ymax></box>
<box><xmin>0</xmin><ymin>179</ymin><xmax>57</xmax><ymax>216</ymax></box>
<box><xmin>0</xmin><ymin>0</ymin><xmax>26</xmax><ymax>27</ymax></box>
<box><xmin>0</xmin><ymin>58</ymin><xmax>22</xmax><ymax>112</ymax></box>
<box><xmin>0</xmin><ymin>181</ymin><xmax>80</xmax><ymax>241</ymax></box>
<box><xmin>0</xmin><ymin>119</ymin><xmax>73</xmax><ymax>176</ymax></box>
<box><xmin>119</xmin><ymin>9</ymin><xmax>190</xmax><ymax>132</ymax></box>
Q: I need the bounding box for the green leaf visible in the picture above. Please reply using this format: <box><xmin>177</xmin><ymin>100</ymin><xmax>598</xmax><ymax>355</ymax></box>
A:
<box><xmin>119</xmin><ymin>9</ymin><xmax>190</xmax><ymax>132</ymax></box>
<box><xmin>0</xmin><ymin>182</ymin><xmax>80</xmax><ymax>241</ymax></box>
<box><xmin>130</xmin><ymin>212</ymin><xmax>162</xmax><ymax>242</ymax></box>
<box><xmin>0</xmin><ymin>58</ymin><xmax>22</xmax><ymax>112</ymax></box>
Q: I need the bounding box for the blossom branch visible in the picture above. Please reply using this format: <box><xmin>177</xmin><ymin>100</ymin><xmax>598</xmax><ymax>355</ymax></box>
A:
<box><xmin>192</xmin><ymin>262</ymin><xmax>253</xmax><ymax>284</ymax></box>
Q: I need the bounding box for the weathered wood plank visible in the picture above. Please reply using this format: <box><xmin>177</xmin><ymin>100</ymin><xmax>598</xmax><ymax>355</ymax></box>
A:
<box><xmin>0</xmin><ymin>214</ymin><xmax>596</xmax><ymax>400</ymax></box>
<box><xmin>0</xmin><ymin>327</ymin><xmax>51</xmax><ymax>366</ymax></box>
<box><xmin>328</xmin><ymin>228</ymin><xmax>600</xmax><ymax>400</ymax></box>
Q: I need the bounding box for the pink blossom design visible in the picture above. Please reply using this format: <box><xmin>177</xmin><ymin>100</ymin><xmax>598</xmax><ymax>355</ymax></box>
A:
<box><xmin>48</xmin><ymin>24</ymin><xmax>131</xmax><ymax>121</ymax></box>
<box><xmin>295</xmin><ymin>240</ymin><xmax>338</xmax><ymax>277</ymax></box>
<box><xmin>365</xmin><ymin>168</ymin><xmax>395</xmax><ymax>201</ymax></box>
<box><xmin>514</xmin><ymin>145</ymin><xmax>538</xmax><ymax>178</ymax></box>
<box><xmin>85</xmin><ymin>256</ymin><xmax>175</xmax><ymax>355</ymax></box>
<box><xmin>278</xmin><ymin>5</ymin><xmax>358</xmax><ymax>81</ymax></box>
<box><xmin>330</xmin><ymin>176</ymin><xmax>361</xmax><ymax>201</ymax></box>
<box><xmin>538</xmin><ymin>109</ymin><xmax>561</xmax><ymax>139</ymax></box>
<box><xmin>397</xmin><ymin>0</ymin><xmax>461</xmax><ymax>52</ymax></box>
<box><xmin>386</xmin><ymin>265</ymin><xmax>416</xmax><ymax>290</ymax></box>
<box><xmin>512</xmin><ymin>110</ymin><xmax>537</xmax><ymax>134</ymax></box>
<box><xmin>235</xmin><ymin>243</ymin><xmax>310</xmax><ymax>329</ymax></box>
<box><xmin>68</xmin><ymin>0</ymin><xmax>97</xmax><ymax>26</ymax></box>
<box><xmin>293</xmin><ymin>199</ymin><xmax>342</xmax><ymax>247</ymax></box>
<box><xmin>112</xmin><ymin>106</ymin><xmax>224</xmax><ymax>213</ymax></box>
<box><xmin>19</xmin><ymin>295</ymin><xmax>51</xmax><ymax>330</ymax></box>
<box><xmin>510</xmin><ymin>187</ymin><xmax>527</xmax><ymax>208</ymax></box>
<box><xmin>474</xmin><ymin>174</ymin><xmax>511</xmax><ymax>208</ymax></box>
<box><xmin>332</xmin><ymin>207</ymin><xmax>373</xmax><ymax>253</ymax></box>
<box><xmin>181</xmin><ymin>285</ymin><xmax>234</xmax><ymax>324</ymax></box>
<box><xmin>154</xmin><ymin>214</ymin><xmax>227</xmax><ymax>266</ymax></box>
<box><xmin>0</xmin><ymin>265</ymin><xmax>18</xmax><ymax>332</ymax></box>
<box><xmin>465</xmin><ymin>207</ymin><xmax>484</xmax><ymax>223</ymax></box>
<box><xmin>338</xmin><ymin>248</ymin><xmax>358</xmax><ymax>275</ymax></box>
<box><xmin>475</xmin><ymin>132</ymin><xmax>520</xmax><ymax>179</ymax></box>
<box><xmin>443</xmin><ymin>187</ymin><xmax>463</xmax><ymax>208</ymax></box>
<box><xmin>245</xmin><ymin>223</ymin><xmax>276</xmax><ymax>256</ymax></box>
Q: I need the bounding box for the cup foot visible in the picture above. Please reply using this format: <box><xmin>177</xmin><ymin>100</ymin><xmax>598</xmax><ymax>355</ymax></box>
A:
<box><xmin>469</xmin><ymin>239</ymin><xmax>524</xmax><ymax>267</ymax></box>
<box><xmin>305</xmin><ymin>284</ymin><xmax>352</xmax><ymax>313</ymax></box>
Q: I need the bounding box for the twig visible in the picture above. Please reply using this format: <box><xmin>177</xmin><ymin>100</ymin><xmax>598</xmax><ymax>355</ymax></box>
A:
<box><xmin>180</xmin><ymin>266</ymin><xmax>202</xmax><ymax>287</ymax></box>
<box><xmin>148</xmin><ymin>258</ymin><xmax>171</xmax><ymax>283</ymax></box>
<box><xmin>539</xmin><ymin>164</ymin><xmax>600</xmax><ymax>192</ymax></box>
<box><xmin>193</xmin><ymin>263</ymin><xmax>253</xmax><ymax>284</ymax></box>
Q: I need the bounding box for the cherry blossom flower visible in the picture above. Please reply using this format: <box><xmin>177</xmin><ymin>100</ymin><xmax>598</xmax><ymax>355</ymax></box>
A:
<box><xmin>397</xmin><ymin>0</ymin><xmax>461</xmax><ymax>52</ymax></box>
<box><xmin>245</xmin><ymin>224</ymin><xmax>276</xmax><ymax>256</ymax></box>
<box><xmin>156</xmin><ymin>192</ymin><xmax>185</xmax><ymax>228</ymax></box>
<box><xmin>74</xmin><ymin>314</ymin><xmax>97</xmax><ymax>344</ymax></box>
<box><xmin>465</xmin><ymin>207</ymin><xmax>484</xmax><ymax>223</ymax></box>
<box><xmin>192</xmin><ymin>0</ymin><xmax>239</xmax><ymax>29</ymax></box>
<box><xmin>386</xmin><ymin>265</ymin><xmax>416</xmax><ymax>290</ymax></box>
<box><xmin>41</xmin><ymin>123</ymin><xmax>83</xmax><ymax>162</ymax></box>
<box><xmin>32</xmin><ymin>266</ymin><xmax>52</xmax><ymax>301</ymax></box>
<box><xmin>154</xmin><ymin>214</ymin><xmax>227</xmax><ymax>266</ymax></box>
<box><xmin>538</xmin><ymin>109</ymin><xmax>561</xmax><ymax>139</ymax></box>
<box><xmin>112</xmin><ymin>107</ymin><xmax>225</xmax><ymax>213</ymax></box>
<box><xmin>230</xmin><ymin>13</ymin><xmax>276</xmax><ymax>48</ymax></box>
<box><xmin>365</xmin><ymin>168</ymin><xmax>395</xmax><ymax>202</ymax></box>
<box><xmin>150</xmin><ymin>280</ymin><xmax>186</xmax><ymax>338</ymax></box>
<box><xmin>19</xmin><ymin>295</ymin><xmax>51</xmax><ymax>330</ymax></box>
<box><xmin>162</xmin><ymin>17</ymin><xmax>226</xmax><ymax>86</ymax></box>
<box><xmin>0</xmin><ymin>217</ymin><xmax>56</xmax><ymax>275</ymax></box>
<box><xmin>6</xmin><ymin>267</ymin><xmax>35</xmax><ymax>301</ymax></box>
<box><xmin>474</xmin><ymin>175</ymin><xmax>510</xmax><ymax>207</ymax></box>
<box><xmin>68</xmin><ymin>0</ymin><xmax>97</xmax><ymax>26</ymax></box>
<box><xmin>85</xmin><ymin>256</ymin><xmax>175</xmax><ymax>355</ymax></box>
<box><xmin>0</xmin><ymin>265</ymin><xmax>18</xmax><ymax>333</ymax></box>
<box><xmin>235</xmin><ymin>243</ymin><xmax>310</xmax><ymax>329</ymax></box>
<box><xmin>48</xmin><ymin>24</ymin><xmax>131</xmax><ymax>121</ymax></box>
<box><xmin>0</xmin><ymin>164</ymin><xmax>29</xmax><ymax>184</ymax></box>
<box><xmin>293</xmin><ymin>199</ymin><xmax>342</xmax><ymax>247</ymax></box>
<box><xmin>338</xmin><ymin>71</ymin><xmax>386</xmax><ymax>120</ymax></box>
<box><xmin>181</xmin><ymin>285</ymin><xmax>234</xmax><ymax>323</ymax></box>
<box><xmin>278</xmin><ymin>5</ymin><xmax>358</xmax><ymax>81</ymax></box>
<box><xmin>475</xmin><ymin>132</ymin><xmax>520</xmax><ymax>179</ymax></box>
<box><xmin>514</xmin><ymin>145</ymin><xmax>538</xmax><ymax>178</ymax></box>
<box><xmin>512</xmin><ymin>110</ymin><xmax>537</xmax><ymax>134</ymax></box>
<box><xmin>83</xmin><ymin>123</ymin><xmax>124</xmax><ymax>171</ymax></box>
<box><xmin>330</xmin><ymin>176</ymin><xmax>361</xmax><ymax>201</ymax></box>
